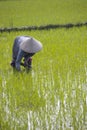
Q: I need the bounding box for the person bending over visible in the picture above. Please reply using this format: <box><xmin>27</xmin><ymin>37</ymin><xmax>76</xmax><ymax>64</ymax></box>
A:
<box><xmin>11</xmin><ymin>36</ymin><xmax>42</xmax><ymax>71</ymax></box>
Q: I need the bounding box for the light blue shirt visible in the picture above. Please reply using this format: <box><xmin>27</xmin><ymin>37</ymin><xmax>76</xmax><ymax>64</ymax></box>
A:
<box><xmin>13</xmin><ymin>36</ymin><xmax>32</xmax><ymax>71</ymax></box>
<box><xmin>15</xmin><ymin>49</ymin><xmax>26</xmax><ymax>71</ymax></box>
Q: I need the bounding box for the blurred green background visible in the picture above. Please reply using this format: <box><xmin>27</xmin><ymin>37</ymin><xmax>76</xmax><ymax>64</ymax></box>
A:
<box><xmin>0</xmin><ymin>0</ymin><xmax>87</xmax><ymax>28</ymax></box>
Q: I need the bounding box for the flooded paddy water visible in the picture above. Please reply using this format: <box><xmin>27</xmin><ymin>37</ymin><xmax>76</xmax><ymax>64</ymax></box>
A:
<box><xmin>0</xmin><ymin>63</ymin><xmax>87</xmax><ymax>130</ymax></box>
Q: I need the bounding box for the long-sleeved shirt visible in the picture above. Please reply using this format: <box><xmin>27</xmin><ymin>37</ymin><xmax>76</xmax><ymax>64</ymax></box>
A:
<box><xmin>12</xmin><ymin>36</ymin><xmax>34</xmax><ymax>71</ymax></box>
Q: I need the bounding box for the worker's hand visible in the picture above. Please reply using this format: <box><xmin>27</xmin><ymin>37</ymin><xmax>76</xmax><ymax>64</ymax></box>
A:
<box><xmin>10</xmin><ymin>61</ymin><xmax>15</xmax><ymax>67</ymax></box>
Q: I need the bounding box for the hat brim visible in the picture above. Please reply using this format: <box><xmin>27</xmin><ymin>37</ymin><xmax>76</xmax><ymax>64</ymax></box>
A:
<box><xmin>20</xmin><ymin>37</ymin><xmax>43</xmax><ymax>53</ymax></box>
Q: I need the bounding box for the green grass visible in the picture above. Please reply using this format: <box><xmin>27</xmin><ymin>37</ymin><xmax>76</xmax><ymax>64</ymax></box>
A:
<box><xmin>0</xmin><ymin>0</ymin><xmax>87</xmax><ymax>27</ymax></box>
<box><xmin>0</xmin><ymin>27</ymin><xmax>87</xmax><ymax>130</ymax></box>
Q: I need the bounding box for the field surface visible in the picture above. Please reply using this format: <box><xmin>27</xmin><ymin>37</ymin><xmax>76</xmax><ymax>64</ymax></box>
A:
<box><xmin>0</xmin><ymin>0</ymin><xmax>87</xmax><ymax>27</ymax></box>
<box><xmin>0</xmin><ymin>0</ymin><xmax>87</xmax><ymax>130</ymax></box>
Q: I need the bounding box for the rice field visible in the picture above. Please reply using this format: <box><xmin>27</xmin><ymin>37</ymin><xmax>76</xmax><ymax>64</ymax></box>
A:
<box><xmin>0</xmin><ymin>27</ymin><xmax>87</xmax><ymax>130</ymax></box>
<box><xmin>0</xmin><ymin>0</ymin><xmax>87</xmax><ymax>130</ymax></box>
<box><xmin>0</xmin><ymin>0</ymin><xmax>87</xmax><ymax>27</ymax></box>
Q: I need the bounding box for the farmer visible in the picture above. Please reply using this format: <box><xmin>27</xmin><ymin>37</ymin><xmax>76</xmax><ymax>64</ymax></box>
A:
<box><xmin>10</xmin><ymin>36</ymin><xmax>42</xmax><ymax>71</ymax></box>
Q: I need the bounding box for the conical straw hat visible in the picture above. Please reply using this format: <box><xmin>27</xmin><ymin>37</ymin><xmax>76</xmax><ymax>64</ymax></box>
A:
<box><xmin>20</xmin><ymin>37</ymin><xmax>43</xmax><ymax>53</ymax></box>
